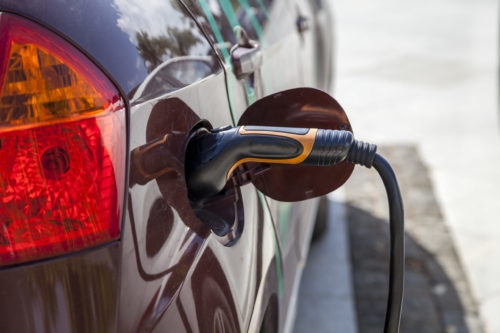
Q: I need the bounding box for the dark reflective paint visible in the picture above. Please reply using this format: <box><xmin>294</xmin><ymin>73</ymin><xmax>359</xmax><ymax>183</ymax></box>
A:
<box><xmin>238</xmin><ymin>87</ymin><xmax>354</xmax><ymax>202</ymax></box>
<box><xmin>120</xmin><ymin>68</ymin><xmax>275</xmax><ymax>331</ymax></box>
<box><xmin>0</xmin><ymin>0</ymin><xmax>217</xmax><ymax>95</ymax></box>
<box><xmin>181</xmin><ymin>0</ymin><xmax>303</xmax><ymax>111</ymax></box>
<box><xmin>238</xmin><ymin>87</ymin><xmax>349</xmax><ymax>331</ymax></box>
<box><xmin>141</xmin><ymin>247</ymin><xmax>242</xmax><ymax>332</ymax></box>
<box><xmin>190</xmin><ymin>248</ymin><xmax>241</xmax><ymax>332</ymax></box>
<box><xmin>0</xmin><ymin>1</ymin><xmax>266</xmax><ymax>331</ymax></box>
<box><xmin>145</xmin><ymin>198</ymin><xmax>174</xmax><ymax>257</ymax></box>
<box><xmin>0</xmin><ymin>243</ymin><xmax>120</xmax><ymax>332</ymax></box>
<box><xmin>130</xmin><ymin>55</ymin><xmax>220</xmax><ymax>103</ymax></box>
<box><xmin>179</xmin><ymin>4</ymin><xmax>316</xmax><ymax>330</ymax></box>
<box><xmin>0</xmin><ymin>0</ymin><xmax>334</xmax><ymax>332</ymax></box>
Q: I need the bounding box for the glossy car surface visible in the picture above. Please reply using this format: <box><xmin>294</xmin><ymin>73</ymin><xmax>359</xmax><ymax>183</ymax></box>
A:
<box><xmin>0</xmin><ymin>0</ymin><xmax>333</xmax><ymax>332</ymax></box>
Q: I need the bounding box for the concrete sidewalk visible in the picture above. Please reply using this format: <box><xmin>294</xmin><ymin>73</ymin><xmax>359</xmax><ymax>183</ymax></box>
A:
<box><xmin>293</xmin><ymin>190</ymin><xmax>358</xmax><ymax>333</ymax></box>
<box><xmin>332</xmin><ymin>0</ymin><xmax>500</xmax><ymax>331</ymax></box>
<box><xmin>345</xmin><ymin>145</ymin><xmax>483</xmax><ymax>332</ymax></box>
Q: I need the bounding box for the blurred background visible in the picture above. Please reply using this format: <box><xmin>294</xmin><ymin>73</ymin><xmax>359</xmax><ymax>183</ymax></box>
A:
<box><xmin>294</xmin><ymin>0</ymin><xmax>499</xmax><ymax>332</ymax></box>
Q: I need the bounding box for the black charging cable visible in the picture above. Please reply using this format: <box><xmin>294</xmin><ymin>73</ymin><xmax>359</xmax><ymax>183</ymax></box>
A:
<box><xmin>185</xmin><ymin>127</ymin><xmax>405</xmax><ymax>333</ymax></box>
<box><xmin>374</xmin><ymin>154</ymin><xmax>405</xmax><ymax>333</ymax></box>
<box><xmin>348</xmin><ymin>141</ymin><xmax>405</xmax><ymax>333</ymax></box>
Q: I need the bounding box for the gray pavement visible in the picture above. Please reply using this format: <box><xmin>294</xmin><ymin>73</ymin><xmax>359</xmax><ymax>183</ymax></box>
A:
<box><xmin>335</xmin><ymin>0</ymin><xmax>500</xmax><ymax>331</ymax></box>
<box><xmin>293</xmin><ymin>190</ymin><xmax>357</xmax><ymax>333</ymax></box>
<box><xmin>295</xmin><ymin>0</ymin><xmax>500</xmax><ymax>331</ymax></box>
<box><xmin>345</xmin><ymin>146</ymin><xmax>482</xmax><ymax>333</ymax></box>
<box><xmin>294</xmin><ymin>145</ymin><xmax>483</xmax><ymax>332</ymax></box>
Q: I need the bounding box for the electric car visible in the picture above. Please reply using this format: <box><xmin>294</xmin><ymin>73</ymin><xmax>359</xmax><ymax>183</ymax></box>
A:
<box><xmin>0</xmin><ymin>0</ymin><xmax>335</xmax><ymax>331</ymax></box>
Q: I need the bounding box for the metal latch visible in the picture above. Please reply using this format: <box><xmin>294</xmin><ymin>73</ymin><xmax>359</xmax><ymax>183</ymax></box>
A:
<box><xmin>230</xmin><ymin>26</ymin><xmax>262</xmax><ymax>79</ymax></box>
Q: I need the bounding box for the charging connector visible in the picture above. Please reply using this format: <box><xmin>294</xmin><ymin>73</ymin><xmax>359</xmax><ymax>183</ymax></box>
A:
<box><xmin>184</xmin><ymin>125</ymin><xmax>404</xmax><ymax>333</ymax></box>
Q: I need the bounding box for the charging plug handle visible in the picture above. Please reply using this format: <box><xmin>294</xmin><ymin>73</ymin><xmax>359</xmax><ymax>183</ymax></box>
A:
<box><xmin>184</xmin><ymin>125</ymin><xmax>404</xmax><ymax>333</ymax></box>
<box><xmin>185</xmin><ymin>125</ymin><xmax>376</xmax><ymax>201</ymax></box>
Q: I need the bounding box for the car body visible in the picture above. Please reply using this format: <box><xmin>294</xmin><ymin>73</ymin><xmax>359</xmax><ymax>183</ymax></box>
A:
<box><xmin>0</xmin><ymin>0</ymin><xmax>334</xmax><ymax>332</ymax></box>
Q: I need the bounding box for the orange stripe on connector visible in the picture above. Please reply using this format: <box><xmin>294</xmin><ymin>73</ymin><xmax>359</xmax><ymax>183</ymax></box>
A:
<box><xmin>225</xmin><ymin>126</ymin><xmax>318</xmax><ymax>179</ymax></box>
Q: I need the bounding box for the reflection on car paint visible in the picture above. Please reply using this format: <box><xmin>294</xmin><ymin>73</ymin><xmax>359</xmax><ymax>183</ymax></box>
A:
<box><xmin>113</xmin><ymin>0</ymin><xmax>221</xmax><ymax>98</ymax></box>
<box><xmin>0</xmin><ymin>0</ymin><xmax>334</xmax><ymax>331</ymax></box>
<box><xmin>130</xmin><ymin>55</ymin><xmax>219</xmax><ymax>103</ymax></box>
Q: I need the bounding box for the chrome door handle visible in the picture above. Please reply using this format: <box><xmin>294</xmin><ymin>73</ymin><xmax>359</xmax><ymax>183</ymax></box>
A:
<box><xmin>296</xmin><ymin>15</ymin><xmax>310</xmax><ymax>34</ymax></box>
<box><xmin>230</xmin><ymin>26</ymin><xmax>262</xmax><ymax>79</ymax></box>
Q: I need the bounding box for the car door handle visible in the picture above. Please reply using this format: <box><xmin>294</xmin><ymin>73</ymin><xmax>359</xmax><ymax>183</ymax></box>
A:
<box><xmin>230</xmin><ymin>26</ymin><xmax>262</xmax><ymax>79</ymax></box>
<box><xmin>296</xmin><ymin>15</ymin><xmax>310</xmax><ymax>34</ymax></box>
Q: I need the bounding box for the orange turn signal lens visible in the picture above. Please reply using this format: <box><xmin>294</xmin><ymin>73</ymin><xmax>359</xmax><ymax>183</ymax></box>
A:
<box><xmin>0</xmin><ymin>43</ymin><xmax>109</xmax><ymax>130</ymax></box>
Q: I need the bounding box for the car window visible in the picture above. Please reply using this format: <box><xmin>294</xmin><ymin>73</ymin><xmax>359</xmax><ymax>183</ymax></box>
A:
<box><xmin>138</xmin><ymin>57</ymin><xmax>216</xmax><ymax>100</ymax></box>
<box><xmin>112</xmin><ymin>0</ymin><xmax>222</xmax><ymax>102</ymax></box>
<box><xmin>166</xmin><ymin>58</ymin><xmax>215</xmax><ymax>85</ymax></box>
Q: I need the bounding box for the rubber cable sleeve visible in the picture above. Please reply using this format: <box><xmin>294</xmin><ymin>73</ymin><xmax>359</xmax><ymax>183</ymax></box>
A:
<box><xmin>372</xmin><ymin>153</ymin><xmax>405</xmax><ymax>333</ymax></box>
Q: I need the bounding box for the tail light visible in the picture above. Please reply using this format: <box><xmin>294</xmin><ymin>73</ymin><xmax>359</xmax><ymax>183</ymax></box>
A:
<box><xmin>0</xmin><ymin>13</ymin><xmax>126</xmax><ymax>266</ymax></box>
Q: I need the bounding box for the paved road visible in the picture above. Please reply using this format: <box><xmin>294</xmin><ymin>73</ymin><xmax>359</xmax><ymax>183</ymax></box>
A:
<box><xmin>294</xmin><ymin>190</ymin><xmax>357</xmax><ymax>333</ymax></box>
<box><xmin>294</xmin><ymin>145</ymin><xmax>483</xmax><ymax>332</ymax></box>
<box><xmin>345</xmin><ymin>146</ymin><xmax>482</xmax><ymax>333</ymax></box>
<box><xmin>295</xmin><ymin>0</ymin><xmax>499</xmax><ymax>331</ymax></box>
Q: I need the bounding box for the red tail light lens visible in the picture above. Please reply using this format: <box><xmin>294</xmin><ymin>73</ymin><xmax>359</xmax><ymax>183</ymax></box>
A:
<box><xmin>0</xmin><ymin>13</ymin><xmax>126</xmax><ymax>266</ymax></box>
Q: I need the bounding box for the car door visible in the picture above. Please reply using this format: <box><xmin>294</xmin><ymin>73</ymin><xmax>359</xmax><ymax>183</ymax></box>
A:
<box><xmin>111</xmin><ymin>1</ymin><xmax>278</xmax><ymax>332</ymax></box>
<box><xmin>179</xmin><ymin>1</ymin><xmax>322</xmax><ymax>331</ymax></box>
